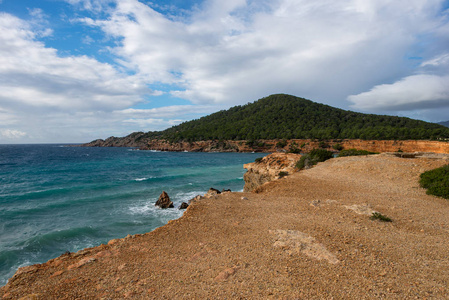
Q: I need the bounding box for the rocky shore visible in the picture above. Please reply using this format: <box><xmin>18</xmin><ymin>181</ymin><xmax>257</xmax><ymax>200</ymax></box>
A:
<box><xmin>2</xmin><ymin>153</ymin><xmax>449</xmax><ymax>299</ymax></box>
<box><xmin>82</xmin><ymin>136</ymin><xmax>449</xmax><ymax>154</ymax></box>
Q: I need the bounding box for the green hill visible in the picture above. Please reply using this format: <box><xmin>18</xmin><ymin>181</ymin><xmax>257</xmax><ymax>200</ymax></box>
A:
<box><xmin>138</xmin><ymin>94</ymin><xmax>449</xmax><ymax>142</ymax></box>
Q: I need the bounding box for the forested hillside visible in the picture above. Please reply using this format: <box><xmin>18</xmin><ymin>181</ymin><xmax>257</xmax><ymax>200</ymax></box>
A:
<box><xmin>138</xmin><ymin>94</ymin><xmax>449</xmax><ymax>142</ymax></box>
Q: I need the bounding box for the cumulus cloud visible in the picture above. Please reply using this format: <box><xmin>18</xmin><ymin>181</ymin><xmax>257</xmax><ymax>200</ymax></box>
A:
<box><xmin>78</xmin><ymin>0</ymin><xmax>449</xmax><ymax>108</ymax></box>
<box><xmin>2</xmin><ymin>0</ymin><xmax>449</xmax><ymax>143</ymax></box>
<box><xmin>0</xmin><ymin>12</ymin><xmax>148</xmax><ymax>113</ymax></box>
<box><xmin>348</xmin><ymin>74</ymin><xmax>449</xmax><ymax>111</ymax></box>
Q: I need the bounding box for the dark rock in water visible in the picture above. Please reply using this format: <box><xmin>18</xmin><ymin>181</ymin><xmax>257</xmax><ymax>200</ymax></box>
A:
<box><xmin>155</xmin><ymin>191</ymin><xmax>174</xmax><ymax>208</ymax></box>
<box><xmin>179</xmin><ymin>202</ymin><xmax>189</xmax><ymax>209</ymax></box>
<box><xmin>188</xmin><ymin>195</ymin><xmax>203</xmax><ymax>204</ymax></box>
<box><xmin>221</xmin><ymin>189</ymin><xmax>231</xmax><ymax>193</ymax></box>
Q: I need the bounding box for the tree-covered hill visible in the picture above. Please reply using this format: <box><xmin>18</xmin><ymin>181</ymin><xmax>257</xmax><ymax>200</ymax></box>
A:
<box><xmin>138</xmin><ymin>94</ymin><xmax>449</xmax><ymax>142</ymax></box>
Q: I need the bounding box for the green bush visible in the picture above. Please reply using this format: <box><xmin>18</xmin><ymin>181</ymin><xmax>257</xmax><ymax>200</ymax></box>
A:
<box><xmin>370</xmin><ymin>212</ymin><xmax>392</xmax><ymax>222</ymax></box>
<box><xmin>255</xmin><ymin>157</ymin><xmax>263</xmax><ymax>163</ymax></box>
<box><xmin>338</xmin><ymin>149</ymin><xmax>377</xmax><ymax>157</ymax></box>
<box><xmin>419</xmin><ymin>165</ymin><xmax>449</xmax><ymax>199</ymax></box>
<box><xmin>287</xmin><ymin>141</ymin><xmax>301</xmax><ymax>153</ymax></box>
<box><xmin>276</xmin><ymin>139</ymin><xmax>287</xmax><ymax>148</ymax></box>
<box><xmin>278</xmin><ymin>171</ymin><xmax>289</xmax><ymax>178</ymax></box>
<box><xmin>332</xmin><ymin>143</ymin><xmax>343</xmax><ymax>151</ymax></box>
<box><xmin>296</xmin><ymin>149</ymin><xmax>333</xmax><ymax>170</ymax></box>
<box><xmin>318</xmin><ymin>141</ymin><xmax>329</xmax><ymax>148</ymax></box>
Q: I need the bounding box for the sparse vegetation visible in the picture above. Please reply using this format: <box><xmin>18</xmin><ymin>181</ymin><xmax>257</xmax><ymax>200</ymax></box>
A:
<box><xmin>278</xmin><ymin>171</ymin><xmax>289</xmax><ymax>178</ymax></box>
<box><xmin>296</xmin><ymin>149</ymin><xmax>334</xmax><ymax>170</ymax></box>
<box><xmin>338</xmin><ymin>149</ymin><xmax>377</xmax><ymax>157</ymax></box>
<box><xmin>287</xmin><ymin>141</ymin><xmax>301</xmax><ymax>154</ymax></box>
<box><xmin>419</xmin><ymin>165</ymin><xmax>449</xmax><ymax>199</ymax></box>
<box><xmin>318</xmin><ymin>141</ymin><xmax>329</xmax><ymax>148</ymax></box>
<box><xmin>370</xmin><ymin>212</ymin><xmax>392</xmax><ymax>222</ymax></box>
<box><xmin>255</xmin><ymin>157</ymin><xmax>263</xmax><ymax>163</ymax></box>
<box><xmin>332</xmin><ymin>143</ymin><xmax>343</xmax><ymax>151</ymax></box>
<box><xmin>276</xmin><ymin>139</ymin><xmax>287</xmax><ymax>148</ymax></box>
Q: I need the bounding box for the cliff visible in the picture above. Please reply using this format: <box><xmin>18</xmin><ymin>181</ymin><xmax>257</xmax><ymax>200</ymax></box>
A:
<box><xmin>83</xmin><ymin>137</ymin><xmax>449</xmax><ymax>154</ymax></box>
<box><xmin>243</xmin><ymin>153</ymin><xmax>301</xmax><ymax>192</ymax></box>
<box><xmin>3</xmin><ymin>154</ymin><xmax>449</xmax><ymax>299</ymax></box>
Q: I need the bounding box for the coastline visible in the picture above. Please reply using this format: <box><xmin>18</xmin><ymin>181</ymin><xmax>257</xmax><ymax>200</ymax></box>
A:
<box><xmin>81</xmin><ymin>137</ymin><xmax>449</xmax><ymax>154</ymax></box>
<box><xmin>2</xmin><ymin>152</ymin><xmax>449</xmax><ymax>298</ymax></box>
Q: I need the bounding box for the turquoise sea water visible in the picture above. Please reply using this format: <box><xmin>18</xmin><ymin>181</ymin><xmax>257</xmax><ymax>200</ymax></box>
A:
<box><xmin>0</xmin><ymin>144</ymin><xmax>263</xmax><ymax>286</ymax></box>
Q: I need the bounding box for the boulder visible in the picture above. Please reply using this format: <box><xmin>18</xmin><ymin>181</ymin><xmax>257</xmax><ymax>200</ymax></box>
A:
<box><xmin>188</xmin><ymin>195</ymin><xmax>203</xmax><ymax>204</ymax></box>
<box><xmin>205</xmin><ymin>188</ymin><xmax>221</xmax><ymax>198</ymax></box>
<box><xmin>209</xmin><ymin>188</ymin><xmax>221</xmax><ymax>194</ymax></box>
<box><xmin>179</xmin><ymin>202</ymin><xmax>189</xmax><ymax>210</ymax></box>
<box><xmin>221</xmin><ymin>189</ymin><xmax>231</xmax><ymax>193</ymax></box>
<box><xmin>155</xmin><ymin>191</ymin><xmax>174</xmax><ymax>208</ymax></box>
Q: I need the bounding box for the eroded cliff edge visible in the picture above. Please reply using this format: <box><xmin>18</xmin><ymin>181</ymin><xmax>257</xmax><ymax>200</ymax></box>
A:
<box><xmin>243</xmin><ymin>153</ymin><xmax>301</xmax><ymax>192</ymax></box>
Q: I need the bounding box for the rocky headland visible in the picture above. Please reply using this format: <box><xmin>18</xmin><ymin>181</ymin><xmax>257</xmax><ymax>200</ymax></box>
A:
<box><xmin>2</xmin><ymin>152</ymin><xmax>449</xmax><ymax>299</ymax></box>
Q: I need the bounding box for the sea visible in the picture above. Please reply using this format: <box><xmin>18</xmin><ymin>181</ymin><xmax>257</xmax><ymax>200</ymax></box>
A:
<box><xmin>0</xmin><ymin>144</ymin><xmax>263</xmax><ymax>286</ymax></box>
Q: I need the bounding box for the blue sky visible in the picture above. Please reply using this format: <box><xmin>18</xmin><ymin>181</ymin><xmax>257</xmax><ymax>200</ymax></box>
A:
<box><xmin>1</xmin><ymin>0</ymin><xmax>449</xmax><ymax>143</ymax></box>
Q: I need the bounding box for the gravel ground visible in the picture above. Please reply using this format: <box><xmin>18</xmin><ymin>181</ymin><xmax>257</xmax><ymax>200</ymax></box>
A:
<box><xmin>2</xmin><ymin>153</ymin><xmax>449</xmax><ymax>299</ymax></box>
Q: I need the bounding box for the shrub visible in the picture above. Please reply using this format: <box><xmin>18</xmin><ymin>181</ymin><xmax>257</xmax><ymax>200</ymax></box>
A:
<box><xmin>338</xmin><ymin>149</ymin><xmax>377</xmax><ymax>157</ymax></box>
<box><xmin>288</xmin><ymin>141</ymin><xmax>301</xmax><ymax>154</ymax></box>
<box><xmin>332</xmin><ymin>143</ymin><xmax>344</xmax><ymax>151</ymax></box>
<box><xmin>419</xmin><ymin>165</ymin><xmax>449</xmax><ymax>199</ymax></box>
<box><xmin>255</xmin><ymin>157</ymin><xmax>263</xmax><ymax>163</ymax></box>
<box><xmin>296</xmin><ymin>149</ymin><xmax>333</xmax><ymax>170</ymax></box>
<box><xmin>276</xmin><ymin>139</ymin><xmax>287</xmax><ymax>148</ymax></box>
<box><xmin>278</xmin><ymin>171</ymin><xmax>289</xmax><ymax>178</ymax></box>
<box><xmin>370</xmin><ymin>212</ymin><xmax>392</xmax><ymax>222</ymax></box>
<box><xmin>318</xmin><ymin>141</ymin><xmax>329</xmax><ymax>148</ymax></box>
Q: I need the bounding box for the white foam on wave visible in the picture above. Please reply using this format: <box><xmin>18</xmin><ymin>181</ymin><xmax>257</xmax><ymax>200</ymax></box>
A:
<box><xmin>174</xmin><ymin>190</ymin><xmax>205</xmax><ymax>203</ymax></box>
<box><xmin>128</xmin><ymin>202</ymin><xmax>183</xmax><ymax>220</ymax></box>
<box><xmin>128</xmin><ymin>190</ymin><xmax>205</xmax><ymax>217</ymax></box>
<box><xmin>134</xmin><ymin>177</ymin><xmax>148</xmax><ymax>182</ymax></box>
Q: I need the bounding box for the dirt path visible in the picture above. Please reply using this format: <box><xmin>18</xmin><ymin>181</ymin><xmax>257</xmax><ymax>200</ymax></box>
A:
<box><xmin>2</xmin><ymin>154</ymin><xmax>449</xmax><ymax>299</ymax></box>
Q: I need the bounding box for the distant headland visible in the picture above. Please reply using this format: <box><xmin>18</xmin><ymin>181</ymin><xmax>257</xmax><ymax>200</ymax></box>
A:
<box><xmin>81</xmin><ymin>94</ymin><xmax>449</xmax><ymax>153</ymax></box>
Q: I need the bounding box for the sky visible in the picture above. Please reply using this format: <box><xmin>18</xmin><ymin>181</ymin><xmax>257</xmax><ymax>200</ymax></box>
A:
<box><xmin>0</xmin><ymin>0</ymin><xmax>449</xmax><ymax>143</ymax></box>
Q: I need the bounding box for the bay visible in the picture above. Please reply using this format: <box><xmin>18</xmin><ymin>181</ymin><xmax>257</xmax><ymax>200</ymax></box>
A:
<box><xmin>0</xmin><ymin>144</ymin><xmax>262</xmax><ymax>286</ymax></box>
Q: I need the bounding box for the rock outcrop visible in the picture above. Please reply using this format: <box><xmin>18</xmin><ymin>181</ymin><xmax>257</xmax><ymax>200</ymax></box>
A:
<box><xmin>178</xmin><ymin>202</ymin><xmax>189</xmax><ymax>210</ymax></box>
<box><xmin>243</xmin><ymin>153</ymin><xmax>302</xmax><ymax>192</ymax></box>
<box><xmin>155</xmin><ymin>191</ymin><xmax>174</xmax><ymax>208</ymax></box>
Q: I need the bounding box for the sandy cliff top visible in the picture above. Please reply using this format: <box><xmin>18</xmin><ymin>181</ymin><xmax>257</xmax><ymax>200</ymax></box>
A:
<box><xmin>2</xmin><ymin>153</ymin><xmax>449</xmax><ymax>299</ymax></box>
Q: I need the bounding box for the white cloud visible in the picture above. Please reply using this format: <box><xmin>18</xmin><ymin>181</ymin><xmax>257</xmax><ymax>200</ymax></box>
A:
<box><xmin>64</xmin><ymin>0</ymin><xmax>114</xmax><ymax>13</ymax></box>
<box><xmin>0</xmin><ymin>12</ymin><xmax>148</xmax><ymax>113</ymax></box>
<box><xmin>0</xmin><ymin>129</ymin><xmax>27</xmax><ymax>140</ymax></box>
<box><xmin>348</xmin><ymin>74</ymin><xmax>449</xmax><ymax>111</ymax></box>
<box><xmin>117</xmin><ymin>105</ymin><xmax>214</xmax><ymax>118</ymax></box>
<box><xmin>421</xmin><ymin>53</ymin><xmax>449</xmax><ymax>68</ymax></box>
<box><xmin>80</xmin><ymin>0</ymin><xmax>449</xmax><ymax>109</ymax></box>
<box><xmin>2</xmin><ymin>0</ymin><xmax>449</xmax><ymax>143</ymax></box>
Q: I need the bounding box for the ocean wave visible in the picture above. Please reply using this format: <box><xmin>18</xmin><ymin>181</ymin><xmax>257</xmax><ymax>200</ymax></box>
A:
<box><xmin>174</xmin><ymin>190</ymin><xmax>205</xmax><ymax>202</ymax></box>
<box><xmin>134</xmin><ymin>177</ymin><xmax>149</xmax><ymax>182</ymax></box>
